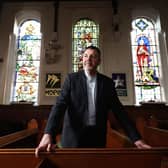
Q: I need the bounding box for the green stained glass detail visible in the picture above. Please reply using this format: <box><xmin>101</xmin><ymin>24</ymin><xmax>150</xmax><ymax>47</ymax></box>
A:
<box><xmin>12</xmin><ymin>20</ymin><xmax>41</xmax><ymax>103</ymax></box>
<box><xmin>72</xmin><ymin>19</ymin><xmax>99</xmax><ymax>72</ymax></box>
<box><xmin>131</xmin><ymin>18</ymin><xmax>162</xmax><ymax>104</ymax></box>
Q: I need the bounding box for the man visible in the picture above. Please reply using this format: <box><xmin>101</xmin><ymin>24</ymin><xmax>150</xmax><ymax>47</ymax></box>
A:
<box><xmin>35</xmin><ymin>46</ymin><xmax>150</xmax><ymax>157</ymax></box>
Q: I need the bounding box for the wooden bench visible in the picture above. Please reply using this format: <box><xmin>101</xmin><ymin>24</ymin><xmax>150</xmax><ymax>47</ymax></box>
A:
<box><xmin>106</xmin><ymin>119</ymin><xmax>133</xmax><ymax>148</ymax></box>
<box><xmin>144</xmin><ymin>126</ymin><xmax>168</xmax><ymax>147</ymax></box>
<box><xmin>106</xmin><ymin>128</ymin><xmax>133</xmax><ymax>148</ymax></box>
<box><xmin>0</xmin><ymin>148</ymin><xmax>167</xmax><ymax>168</ymax></box>
<box><xmin>0</xmin><ymin>120</ymin><xmax>26</xmax><ymax>136</ymax></box>
<box><xmin>0</xmin><ymin>128</ymin><xmax>38</xmax><ymax>148</ymax></box>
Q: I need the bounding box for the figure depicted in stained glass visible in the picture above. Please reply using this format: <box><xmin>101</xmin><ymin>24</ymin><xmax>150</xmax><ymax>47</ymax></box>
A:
<box><xmin>136</xmin><ymin>36</ymin><xmax>150</xmax><ymax>76</ymax></box>
<box><xmin>131</xmin><ymin>17</ymin><xmax>162</xmax><ymax>103</ymax></box>
<box><xmin>26</xmin><ymin>23</ymin><xmax>35</xmax><ymax>35</ymax></box>
<box><xmin>136</xmin><ymin>36</ymin><xmax>159</xmax><ymax>84</ymax></box>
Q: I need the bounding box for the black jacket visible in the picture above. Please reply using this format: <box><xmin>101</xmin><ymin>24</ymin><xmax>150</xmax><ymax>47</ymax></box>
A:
<box><xmin>45</xmin><ymin>70</ymin><xmax>141</xmax><ymax>147</ymax></box>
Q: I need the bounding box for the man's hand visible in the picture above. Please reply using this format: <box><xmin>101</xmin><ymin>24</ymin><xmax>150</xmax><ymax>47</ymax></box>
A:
<box><xmin>134</xmin><ymin>140</ymin><xmax>151</xmax><ymax>149</ymax></box>
<box><xmin>35</xmin><ymin>134</ymin><xmax>56</xmax><ymax>158</ymax></box>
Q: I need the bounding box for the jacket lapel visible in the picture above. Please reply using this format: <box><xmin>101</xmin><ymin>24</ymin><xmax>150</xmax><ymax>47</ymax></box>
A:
<box><xmin>95</xmin><ymin>73</ymin><xmax>104</xmax><ymax>124</ymax></box>
<box><xmin>96</xmin><ymin>73</ymin><xmax>103</xmax><ymax>105</ymax></box>
<box><xmin>79</xmin><ymin>71</ymin><xmax>88</xmax><ymax>107</ymax></box>
<box><xmin>80</xmin><ymin>70</ymin><xmax>87</xmax><ymax>94</ymax></box>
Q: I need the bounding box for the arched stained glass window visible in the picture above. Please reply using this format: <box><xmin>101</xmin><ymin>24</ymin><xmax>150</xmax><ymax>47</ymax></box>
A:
<box><xmin>72</xmin><ymin>18</ymin><xmax>99</xmax><ymax>72</ymax></box>
<box><xmin>131</xmin><ymin>17</ymin><xmax>162</xmax><ymax>104</ymax></box>
<box><xmin>11</xmin><ymin>20</ymin><xmax>41</xmax><ymax>103</ymax></box>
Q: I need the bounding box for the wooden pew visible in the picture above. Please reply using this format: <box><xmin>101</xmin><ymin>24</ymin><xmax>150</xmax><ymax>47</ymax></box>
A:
<box><xmin>36</xmin><ymin>119</ymin><xmax>133</xmax><ymax>149</ymax></box>
<box><xmin>0</xmin><ymin>120</ymin><xmax>26</xmax><ymax>136</ymax></box>
<box><xmin>0</xmin><ymin>148</ymin><xmax>167</xmax><ymax>168</ymax></box>
<box><xmin>157</xmin><ymin>120</ymin><xmax>168</xmax><ymax>130</ymax></box>
<box><xmin>106</xmin><ymin>120</ymin><xmax>133</xmax><ymax>148</ymax></box>
<box><xmin>106</xmin><ymin>129</ymin><xmax>133</xmax><ymax>148</ymax></box>
<box><xmin>144</xmin><ymin>126</ymin><xmax>168</xmax><ymax>147</ymax></box>
<box><xmin>0</xmin><ymin>128</ymin><xmax>38</xmax><ymax>148</ymax></box>
<box><xmin>147</xmin><ymin>116</ymin><xmax>168</xmax><ymax>130</ymax></box>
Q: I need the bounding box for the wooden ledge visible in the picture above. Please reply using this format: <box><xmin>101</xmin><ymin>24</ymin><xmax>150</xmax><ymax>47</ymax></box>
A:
<box><xmin>0</xmin><ymin>147</ymin><xmax>168</xmax><ymax>155</ymax></box>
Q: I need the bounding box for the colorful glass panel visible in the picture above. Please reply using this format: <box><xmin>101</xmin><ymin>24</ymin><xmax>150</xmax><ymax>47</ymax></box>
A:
<box><xmin>12</xmin><ymin>20</ymin><xmax>41</xmax><ymax>103</ymax></box>
<box><xmin>131</xmin><ymin>18</ymin><xmax>162</xmax><ymax>103</ymax></box>
<box><xmin>72</xmin><ymin>19</ymin><xmax>99</xmax><ymax>72</ymax></box>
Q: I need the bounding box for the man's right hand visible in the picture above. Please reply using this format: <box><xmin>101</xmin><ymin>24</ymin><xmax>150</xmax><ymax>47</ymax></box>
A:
<box><xmin>35</xmin><ymin>134</ymin><xmax>56</xmax><ymax>158</ymax></box>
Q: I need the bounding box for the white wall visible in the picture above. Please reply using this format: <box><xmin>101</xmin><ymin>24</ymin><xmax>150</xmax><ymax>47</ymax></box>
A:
<box><xmin>0</xmin><ymin>0</ymin><xmax>168</xmax><ymax>105</ymax></box>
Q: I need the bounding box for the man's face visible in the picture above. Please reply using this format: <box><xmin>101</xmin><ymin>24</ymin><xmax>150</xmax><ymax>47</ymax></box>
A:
<box><xmin>82</xmin><ymin>48</ymin><xmax>101</xmax><ymax>72</ymax></box>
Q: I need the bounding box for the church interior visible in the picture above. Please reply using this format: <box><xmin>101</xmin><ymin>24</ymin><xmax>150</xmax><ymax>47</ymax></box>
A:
<box><xmin>0</xmin><ymin>0</ymin><xmax>168</xmax><ymax>167</ymax></box>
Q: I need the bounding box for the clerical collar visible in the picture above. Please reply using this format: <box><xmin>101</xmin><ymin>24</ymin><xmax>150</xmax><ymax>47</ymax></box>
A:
<box><xmin>84</xmin><ymin>70</ymin><xmax>97</xmax><ymax>82</ymax></box>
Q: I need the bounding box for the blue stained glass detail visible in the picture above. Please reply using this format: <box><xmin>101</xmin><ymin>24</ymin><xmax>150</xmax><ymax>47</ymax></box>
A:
<box><xmin>135</xmin><ymin>19</ymin><xmax>149</xmax><ymax>31</ymax></box>
<box><xmin>21</xmin><ymin>34</ymin><xmax>41</xmax><ymax>40</ymax></box>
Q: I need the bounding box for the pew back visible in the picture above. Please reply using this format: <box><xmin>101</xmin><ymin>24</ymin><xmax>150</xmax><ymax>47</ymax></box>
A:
<box><xmin>144</xmin><ymin>126</ymin><xmax>168</xmax><ymax>147</ymax></box>
<box><xmin>0</xmin><ymin>148</ymin><xmax>167</xmax><ymax>168</ymax></box>
<box><xmin>0</xmin><ymin>128</ymin><xmax>38</xmax><ymax>148</ymax></box>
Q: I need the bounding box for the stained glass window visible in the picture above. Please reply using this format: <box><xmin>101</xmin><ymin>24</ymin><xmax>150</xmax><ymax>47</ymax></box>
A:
<box><xmin>72</xmin><ymin>19</ymin><xmax>99</xmax><ymax>72</ymax></box>
<box><xmin>11</xmin><ymin>20</ymin><xmax>41</xmax><ymax>103</ymax></box>
<box><xmin>131</xmin><ymin>17</ymin><xmax>162</xmax><ymax>104</ymax></box>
